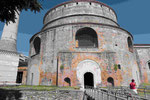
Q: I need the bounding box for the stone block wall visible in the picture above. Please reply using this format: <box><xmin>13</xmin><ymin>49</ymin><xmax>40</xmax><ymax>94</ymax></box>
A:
<box><xmin>0</xmin><ymin>50</ymin><xmax>19</xmax><ymax>85</ymax></box>
<box><xmin>0</xmin><ymin>40</ymin><xmax>17</xmax><ymax>52</ymax></box>
<box><xmin>0</xmin><ymin>89</ymin><xmax>83</xmax><ymax>100</ymax></box>
<box><xmin>27</xmin><ymin>24</ymin><xmax>140</xmax><ymax>87</ymax></box>
<box><xmin>134</xmin><ymin>45</ymin><xmax>150</xmax><ymax>83</ymax></box>
<box><xmin>43</xmin><ymin>1</ymin><xmax>117</xmax><ymax>25</ymax></box>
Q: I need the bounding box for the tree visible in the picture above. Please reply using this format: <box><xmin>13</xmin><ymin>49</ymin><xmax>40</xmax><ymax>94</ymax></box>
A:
<box><xmin>0</xmin><ymin>0</ymin><xmax>43</xmax><ymax>23</ymax></box>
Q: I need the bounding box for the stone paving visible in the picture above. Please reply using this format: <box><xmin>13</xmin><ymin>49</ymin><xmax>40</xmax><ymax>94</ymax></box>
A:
<box><xmin>0</xmin><ymin>89</ymin><xmax>83</xmax><ymax>100</ymax></box>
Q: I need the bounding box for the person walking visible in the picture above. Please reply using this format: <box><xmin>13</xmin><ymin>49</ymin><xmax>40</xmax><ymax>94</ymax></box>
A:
<box><xmin>130</xmin><ymin>79</ymin><xmax>137</xmax><ymax>94</ymax></box>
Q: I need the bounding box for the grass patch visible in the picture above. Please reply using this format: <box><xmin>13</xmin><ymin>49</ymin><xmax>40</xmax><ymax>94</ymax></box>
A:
<box><xmin>0</xmin><ymin>85</ymin><xmax>76</xmax><ymax>91</ymax></box>
<box><xmin>141</xmin><ymin>83</ymin><xmax>150</xmax><ymax>86</ymax></box>
<box><xmin>139</xmin><ymin>83</ymin><xmax>150</xmax><ymax>88</ymax></box>
<box><xmin>137</xmin><ymin>84</ymin><xmax>150</xmax><ymax>97</ymax></box>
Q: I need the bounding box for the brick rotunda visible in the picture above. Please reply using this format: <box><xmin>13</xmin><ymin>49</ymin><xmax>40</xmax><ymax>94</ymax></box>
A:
<box><xmin>27</xmin><ymin>0</ymin><xmax>141</xmax><ymax>89</ymax></box>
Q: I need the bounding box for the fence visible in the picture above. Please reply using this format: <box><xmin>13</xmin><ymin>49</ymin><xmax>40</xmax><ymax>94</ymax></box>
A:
<box><xmin>83</xmin><ymin>86</ymin><xmax>148</xmax><ymax>100</ymax></box>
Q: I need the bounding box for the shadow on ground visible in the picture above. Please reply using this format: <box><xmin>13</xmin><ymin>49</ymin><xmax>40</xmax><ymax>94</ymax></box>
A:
<box><xmin>0</xmin><ymin>89</ymin><xmax>22</xmax><ymax>100</ymax></box>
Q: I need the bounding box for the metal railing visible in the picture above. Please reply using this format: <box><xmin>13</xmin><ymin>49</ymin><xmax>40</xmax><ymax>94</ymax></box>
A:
<box><xmin>137</xmin><ymin>87</ymin><xmax>150</xmax><ymax>99</ymax></box>
<box><xmin>83</xmin><ymin>86</ymin><xmax>148</xmax><ymax>100</ymax></box>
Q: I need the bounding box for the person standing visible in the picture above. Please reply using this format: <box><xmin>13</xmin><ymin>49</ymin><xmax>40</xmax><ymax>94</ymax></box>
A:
<box><xmin>130</xmin><ymin>79</ymin><xmax>137</xmax><ymax>94</ymax></box>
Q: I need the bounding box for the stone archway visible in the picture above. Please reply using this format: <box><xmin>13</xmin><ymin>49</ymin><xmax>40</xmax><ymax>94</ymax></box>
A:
<box><xmin>84</xmin><ymin>72</ymin><xmax>94</xmax><ymax>88</ymax></box>
<box><xmin>76</xmin><ymin>59</ymin><xmax>101</xmax><ymax>89</ymax></box>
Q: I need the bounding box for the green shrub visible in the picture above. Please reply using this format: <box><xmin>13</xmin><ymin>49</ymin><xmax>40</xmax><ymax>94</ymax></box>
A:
<box><xmin>60</xmin><ymin>65</ymin><xmax>64</xmax><ymax>70</ymax></box>
<box><xmin>73</xmin><ymin>86</ymin><xmax>80</xmax><ymax>90</ymax></box>
<box><xmin>114</xmin><ymin>64</ymin><xmax>118</xmax><ymax>71</ymax></box>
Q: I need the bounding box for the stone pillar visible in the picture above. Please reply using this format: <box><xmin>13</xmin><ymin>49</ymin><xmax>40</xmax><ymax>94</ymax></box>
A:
<box><xmin>0</xmin><ymin>12</ymin><xmax>20</xmax><ymax>85</ymax></box>
<box><xmin>0</xmin><ymin>51</ymin><xmax>19</xmax><ymax>85</ymax></box>
<box><xmin>0</xmin><ymin>12</ymin><xmax>20</xmax><ymax>52</ymax></box>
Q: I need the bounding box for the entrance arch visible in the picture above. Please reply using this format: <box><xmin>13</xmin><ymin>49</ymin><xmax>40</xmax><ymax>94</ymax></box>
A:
<box><xmin>76</xmin><ymin>59</ymin><xmax>101</xmax><ymax>89</ymax></box>
<box><xmin>84</xmin><ymin>72</ymin><xmax>94</xmax><ymax>88</ymax></box>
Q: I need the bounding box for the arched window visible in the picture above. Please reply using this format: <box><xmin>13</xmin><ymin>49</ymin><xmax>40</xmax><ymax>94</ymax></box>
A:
<box><xmin>64</xmin><ymin>77</ymin><xmax>71</xmax><ymax>86</ymax></box>
<box><xmin>33</xmin><ymin>37</ymin><xmax>41</xmax><ymax>54</ymax></box>
<box><xmin>127</xmin><ymin>37</ymin><xmax>133</xmax><ymax>52</ymax></box>
<box><xmin>148</xmin><ymin>62</ymin><xmax>150</xmax><ymax>70</ymax></box>
<box><xmin>118</xmin><ymin>64</ymin><xmax>121</xmax><ymax>69</ymax></box>
<box><xmin>107</xmin><ymin>77</ymin><xmax>114</xmax><ymax>87</ymax></box>
<box><xmin>75</xmin><ymin>27</ymin><xmax>98</xmax><ymax>48</ymax></box>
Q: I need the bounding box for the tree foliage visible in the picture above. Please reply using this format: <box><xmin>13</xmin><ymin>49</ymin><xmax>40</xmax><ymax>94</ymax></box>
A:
<box><xmin>0</xmin><ymin>0</ymin><xmax>43</xmax><ymax>23</ymax></box>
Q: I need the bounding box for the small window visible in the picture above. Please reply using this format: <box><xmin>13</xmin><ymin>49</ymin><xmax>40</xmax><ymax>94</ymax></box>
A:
<box><xmin>127</xmin><ymin>37</ymin><xmax>133</xmax><ymax>52</ymax></box>
<box><xmin>49</xmin><ymin>79</ymin><xmax>52</xmax><ymax>84</ymax></box>
<box><xmin>31</xmin><ymin>73</ymin><xmax>34</xmax><ymax>85</ymax></box>
<box><xmin>33</xmin><ymin>37</ymin><xmax>41</xmax><ymax>55</ymax></box>
<box><xmin>107</xmin><ymin>77</ymin><xmax>114</xmax><ymax>87</ymax></box>
<box><xmin>148</xmin><ymin>62</ymin><xmax>150</xmax><ymax>70</ymax></box>
<box><xmin>118</xmin><ymin>64</ymin><xmax>121</xmax><ymax>69</ymax></box>
<box><xmin>64</xmin><ymin>77</ymin><xmax>71</xmax><ymax>86</ymax></box>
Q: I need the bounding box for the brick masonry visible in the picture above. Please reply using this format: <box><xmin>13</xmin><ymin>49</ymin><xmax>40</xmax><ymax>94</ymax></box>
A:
<box><xmin>27</xmin><ymin>0</ymin><xmax>149</xmax><ymax>88</ymax></box>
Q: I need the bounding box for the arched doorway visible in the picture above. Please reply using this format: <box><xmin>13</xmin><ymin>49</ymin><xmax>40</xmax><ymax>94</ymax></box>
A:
<box><xmin>84</xmin><ymin>72</ymin><xmax>94</xmax><ymax>88</ymax></box>
<box><xmin>76</xmin><ymin>59</ymin><xmax>101</xmax><ymax>89</ymax></box>
<box><xmin>107</xmin><ymin>77</ymin><xmax>114</xmax><ymax>86</ymax></box>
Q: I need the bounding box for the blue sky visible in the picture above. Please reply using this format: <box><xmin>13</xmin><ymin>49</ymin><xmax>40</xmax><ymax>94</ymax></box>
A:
<box><xmin>0</xmin><ymin>0</ymin><xmax>150</xmax><ymax>56</ymax></box>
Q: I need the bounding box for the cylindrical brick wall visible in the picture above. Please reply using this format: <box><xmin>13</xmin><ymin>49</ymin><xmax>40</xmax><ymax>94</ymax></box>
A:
<box><xmin>27</xmin><ymin>0</ymin><xmax>140</xmax><ymax>88</ymax></box>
